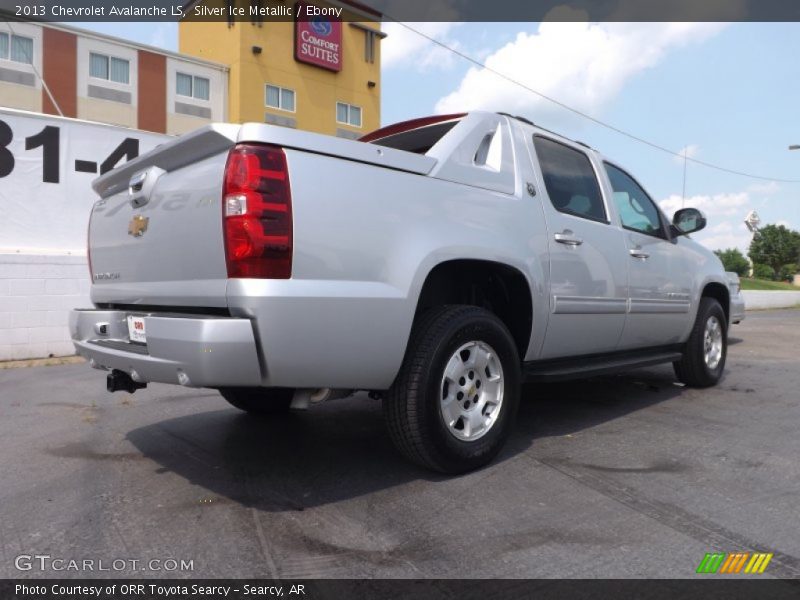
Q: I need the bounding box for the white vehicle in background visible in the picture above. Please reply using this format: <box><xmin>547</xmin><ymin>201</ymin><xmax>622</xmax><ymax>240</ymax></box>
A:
<box><xmin>71</xmin><ymin>111</ymin><xmax>733</xmax><ymax>473</ymax></box>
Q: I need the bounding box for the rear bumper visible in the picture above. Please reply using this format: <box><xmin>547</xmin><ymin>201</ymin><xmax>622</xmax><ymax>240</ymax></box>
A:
<box><xmin>69</xmin><ymin>309</ymin><xmax>263</xmax><ymax>388</ymax></box>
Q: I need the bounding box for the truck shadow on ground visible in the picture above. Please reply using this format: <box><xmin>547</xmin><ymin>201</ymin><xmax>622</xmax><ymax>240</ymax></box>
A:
<box><xmin>126</xmin><ymin>366</ymin><xmax>686</xmax><ymax>513</ymax></box>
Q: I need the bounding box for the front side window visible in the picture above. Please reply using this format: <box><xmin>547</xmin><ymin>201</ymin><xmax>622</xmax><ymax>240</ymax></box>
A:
<box><xmin>90</xmin><ymin>52</ymin><xmax>129</xmax><ymax>84</ymax></box>
<box><xmin>177</xmin><ymin>73</ymin><xmax>210</xmax><ymax>100</ymax></box>
<box><xmin>1</xmin><ymin>33</ymin><xmax>33</xmax><ymax>64</ymax></box>
<box><xmin>265</xmin><ymin>84</ymin><xmax>295</xmax><ymax>112</ymax></box>
<box><xmin>533</xmin><ymin>136</ymin><xmax>607</xmax><ymax>222</ymax></box>
<box><xmin>605</xmin><ymin>163</ymin><xmax>665</xmax><ymax>238</ymax></box>
<box><xmin>336</xmin><ymin>102</ymin><xmax>362</xmax><ymax>127</ymax></box>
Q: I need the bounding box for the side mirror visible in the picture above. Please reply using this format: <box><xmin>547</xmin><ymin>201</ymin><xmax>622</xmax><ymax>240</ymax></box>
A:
<box><xmin>672</xmin><ymin>208</ymin><xmax>706</xmax><ymax>236</ymax></box>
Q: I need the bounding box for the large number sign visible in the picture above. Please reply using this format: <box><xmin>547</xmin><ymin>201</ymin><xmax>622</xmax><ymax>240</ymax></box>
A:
<box><xmin>0</xmin><ymin>109</ymin><xmax>171</xmax><ymax>253</ymax></box>
<box><xmin>295</xmin><ymin>2</ymin><xmax>342</xmax><ymax>72</ymax></box>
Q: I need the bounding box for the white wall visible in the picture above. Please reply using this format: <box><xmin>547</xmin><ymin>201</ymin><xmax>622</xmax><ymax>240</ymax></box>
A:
<box><xmin>0</xmin><ymin>254</ymin><xmax>89</xmax><ymax>361</ymax></box>
<box><xmin>742</xmin><ymin>291</ymin><xmax>800</xmax><ymax>310</ymax></box>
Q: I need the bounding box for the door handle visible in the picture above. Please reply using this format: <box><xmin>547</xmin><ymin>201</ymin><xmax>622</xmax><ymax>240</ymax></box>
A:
<box><xmin>554</xmin><ymin>231</ymin><xmax>583</xmax><ymax>246</ymax></box>
<box><xmin>629</xmin><ymin>248</ymin><xmax>650</xmax><ymax>259</ymax></box>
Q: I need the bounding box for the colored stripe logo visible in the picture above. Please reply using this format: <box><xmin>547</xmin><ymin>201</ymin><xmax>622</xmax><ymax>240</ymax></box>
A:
<box><xmin>696</xmin><ymin>552</ymin><xmax>773</xmax><ymax>574</ymax></box>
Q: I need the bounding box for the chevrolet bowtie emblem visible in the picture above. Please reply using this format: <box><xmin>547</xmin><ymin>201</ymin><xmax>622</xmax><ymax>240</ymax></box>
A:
<box><xmin>128</xmin><ymin>215</ymin><xmax>149</xmax><ymax>237</ymax></box>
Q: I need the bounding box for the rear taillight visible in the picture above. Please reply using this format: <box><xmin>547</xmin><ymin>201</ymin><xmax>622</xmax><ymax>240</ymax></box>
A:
<box><xmin>222</xmin><ymin>143</ymin><xmax>292</xmax><ymax>279</ymax></box>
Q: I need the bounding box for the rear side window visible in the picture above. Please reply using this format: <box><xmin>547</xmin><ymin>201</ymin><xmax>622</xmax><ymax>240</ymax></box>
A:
<box><xmin>533</xmin><ymin>136</ymin><xmax>607</xmax><ymax>222</ymax></box>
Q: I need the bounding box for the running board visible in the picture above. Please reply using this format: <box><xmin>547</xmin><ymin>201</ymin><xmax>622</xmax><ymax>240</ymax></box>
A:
<box><xmin>523</xmin><ymin>348</ymin><xmax>683</xmax><ymax>383</ymax></box>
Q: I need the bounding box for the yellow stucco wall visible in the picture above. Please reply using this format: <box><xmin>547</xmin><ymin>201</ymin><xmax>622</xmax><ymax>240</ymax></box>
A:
<box><xmin>180</xmin><ymin>1</ymin><xmax>381</xmax><ymax>136</ymax></box>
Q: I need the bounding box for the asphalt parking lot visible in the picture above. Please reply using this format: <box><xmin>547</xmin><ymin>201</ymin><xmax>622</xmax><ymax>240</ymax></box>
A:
<box><xmin>1</xmin><ymin>309</ymin><xmax>799</xmax><ymax>580</ymax></box>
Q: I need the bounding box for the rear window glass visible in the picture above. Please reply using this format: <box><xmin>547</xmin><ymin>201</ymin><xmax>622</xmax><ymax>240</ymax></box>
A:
<box><xmin>533</xmin><ymin>136</ymin><xmax>607</xmax><ymax>223</ymax></box>
<box><xmin>366</xmin><ymin>121</ymin><xmax>459</xmax><ymax>154</ymax></box>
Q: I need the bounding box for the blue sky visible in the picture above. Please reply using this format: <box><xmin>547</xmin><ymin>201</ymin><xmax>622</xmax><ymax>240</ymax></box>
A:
<box><xmin>76</xmin><ymin>21</ymin><xmax>800</xmax><ymax>253</ymax></box>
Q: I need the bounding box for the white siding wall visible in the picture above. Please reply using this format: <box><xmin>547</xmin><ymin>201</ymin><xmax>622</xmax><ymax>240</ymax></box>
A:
<box><xmin>0</xmin><ymin>22</ymin><xmax>43</xmax><ymax>113</ymax></box>
<box><xmin>76</xmin><ymin>35</ymin><xmax>138</xmax><ymax>127</ymax></box>
<box><xmin>166</xmin><ymin>56</ymin><xmax>227</xmax><ymax>135</ymax></box>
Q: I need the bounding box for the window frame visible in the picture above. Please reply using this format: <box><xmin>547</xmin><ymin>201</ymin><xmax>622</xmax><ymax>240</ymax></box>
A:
<box><xmin>533</xmin><ymin>134</ymin><xmax>610</xmax><ymax>225</ymax></box>
<box><xmin>89</xmin><ymin>51</ymin><xmax>130</xmax><ymax>85</ymax></box>
<box><xmin>176</xmin><ymin>72</ymin><xmax>211</xmax><ymax>101</ymax></box>
<box><xmin>603</xmin><ymin>161</ymin><xmax>672</xmax><ymax>240</ymax></box>
<box><xmin>0</xmin><ymin>32</ymin><xmax>34</xmax><ymax>65</ymax></box>
<box><xmin>336</xmin><ymin>101</ymin><xmax>362</xmax><ymax>128</ymax></box>
<box><xmin>265</xmin><ymin>84</ymin><xmax>296</xmax><ymax>113</ymax></box>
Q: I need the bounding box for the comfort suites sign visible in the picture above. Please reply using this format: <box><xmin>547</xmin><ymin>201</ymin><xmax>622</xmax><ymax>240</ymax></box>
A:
<box><xmin>295</xmin><ymin>2</ymin><xmax>343</xmax><ymax>72</ymax></box>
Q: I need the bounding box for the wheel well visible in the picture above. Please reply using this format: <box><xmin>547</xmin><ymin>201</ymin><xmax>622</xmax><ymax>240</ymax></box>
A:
<box><xmin>702</xmin><ymin>282</ymin><xmax>730</xmax><ymax>324</ymax></box>
<box><xmin>415</xmin><ymin>260</ymin><xmax>533</xmax><ymax>358</ymax></box>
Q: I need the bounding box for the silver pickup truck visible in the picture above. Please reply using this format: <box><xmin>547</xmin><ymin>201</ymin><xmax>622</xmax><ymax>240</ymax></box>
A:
<box><xmin>71</xmin><ymin>111</ymin><xmax>733</xmax><ymax>473</ymax></box>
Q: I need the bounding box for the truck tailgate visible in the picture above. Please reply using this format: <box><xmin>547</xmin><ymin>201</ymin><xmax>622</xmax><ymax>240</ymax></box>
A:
<box><xmin>88</xmin><ymin>125</ymin><xmax>239</xmax><ymax>307</ymax></box>
<box><xmin>87</xmin><ymin>121</ymin><xmax>436</xmax><ymax>309</ymax></box>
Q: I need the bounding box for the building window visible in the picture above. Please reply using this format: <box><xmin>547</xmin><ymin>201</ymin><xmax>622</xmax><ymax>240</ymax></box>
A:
<box><xmin>336</xmin><ymin>102</ymin><xmax>362</xmax><ymax>128</ymax></box>
<box><xmin>265</xmin><ymin>84</ymin><xmax>295</xmax><ymax>112</ymax></box>
<box><xmin>90</xmin><ymin>52</ymin><xmax>130</xmax><ymax>84</ymax></box>
<box><xmin>0</xmin><ymin>32</ymin><xmax>33</xmax><ymax>64</ymax></box>
<box><xmin>364</xmin><ymin>30</ymin><xmax>376</xmax><ymax>63</ymax></box>
<box><xmin>177</xmin><ymin>72</ymin><xmax>210</xmax><ymax>101</ymax></box>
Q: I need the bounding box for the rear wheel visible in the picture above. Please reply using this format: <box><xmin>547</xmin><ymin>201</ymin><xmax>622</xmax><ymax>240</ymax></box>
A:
<box><xmin>219</xmin><ymin>387</ymin><xmax>294</xmax><ymax>415</ymax></box>
<box><xmin>674</xmin><ymin>297</ymin><xmax>727</xmax><ymax>387</ymax></box>
<box><xmin>384</xmin><ymin>305</ymin><xmax>520</xmax><ymax>474</ymax></box>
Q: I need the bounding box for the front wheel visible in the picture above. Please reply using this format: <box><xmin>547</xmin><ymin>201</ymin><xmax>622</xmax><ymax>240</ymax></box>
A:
<box><xmin>219</xmin><ymin>387</ymin><xmax>294</xmax><ymax>415</ymax></box>
<box><xmin>384</xmin><ymin>305</ymin><xmax>521</xmax><ymax>474</ymax></box>
<box><xmin>674</xmin><ymin>297</ymin><xmax>727</xmax><ymax>387</ymax></box>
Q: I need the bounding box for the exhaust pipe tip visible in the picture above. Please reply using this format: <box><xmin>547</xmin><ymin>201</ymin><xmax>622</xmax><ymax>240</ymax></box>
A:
<box><xmin>107</xmin><ymin>369</ymin><xmax>147</xmax><ymax>394</ymax></box>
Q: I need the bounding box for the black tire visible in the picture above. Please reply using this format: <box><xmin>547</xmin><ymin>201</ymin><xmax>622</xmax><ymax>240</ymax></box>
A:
<box><xmin>384</xmin><ymin>305</ymin><xmax>521</xmax><ymax>474</ymax></box>
<box><xmin>219</xmin><ymin>387</ymin><xmax>294</xmax><ymax>415</ymax></box>
<box><xmin>674</xmin><ymin>297</ymin><xmax>727</xmax><ymax>388</ymax></box>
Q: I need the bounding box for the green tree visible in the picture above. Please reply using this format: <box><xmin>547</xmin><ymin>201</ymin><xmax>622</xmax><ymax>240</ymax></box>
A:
<box><xmin>748</xmin><ymin>224</ymin><xmax>800</xmax><ymax>274</ymax></box>
<box><xmin>714</xmin><ymin>248</ymin><xmax>750</xmax><ymax>276</ymax></box>
<box><xmin>752</xmin><ymin>264</ymin><xmax>775</xmax><ymax>280</ymax></box>
<box><xmin>779</xmin><ymin>264</ymin><xmax>798</xmax><ymax>282</ymax></box>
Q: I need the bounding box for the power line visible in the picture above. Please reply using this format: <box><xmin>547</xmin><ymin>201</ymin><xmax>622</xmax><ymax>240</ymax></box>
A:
<box><xmin>392</xmin><ymin>21</ymin><xmax>800</xmax><ymax>184</ymax></box>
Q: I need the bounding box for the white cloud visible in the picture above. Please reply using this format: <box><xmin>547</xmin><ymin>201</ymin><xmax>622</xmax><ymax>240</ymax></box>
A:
<box><xmin>747</xmin><ymin>181</ymin><xmax>780</xmax><ymax>196</ymax></box>
<box><xmin>695</xmin><ymin>221</ymin><xmax>753</xmax><ymax>253</ymax></box>
<box><xmin>381</xmin><ymin>22</ymin><xmax>461</xmax><ymax>71</ymax></box>
<box><xmin>674</xmin><ymin>144</ymin><xmax>700</xmax><ymax>163</ymax></box>
<box><xmin>660</xmin><ymin>191</ymin><xmax>749</xmax><ymax>218</ymax></box>
<box><xmin>435</xmin><ymin>22</ymin><xmax>727</xmax><ymax>117</ymax></box>
<box><xmin>660</xmin><ymin>191</ymin><xmax>754</xmax><ymax>252</ymax></box>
